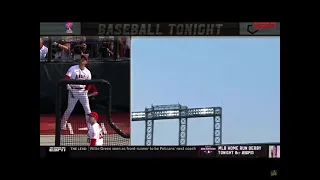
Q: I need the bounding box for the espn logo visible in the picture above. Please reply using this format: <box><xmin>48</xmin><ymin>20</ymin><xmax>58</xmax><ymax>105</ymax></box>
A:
<box><xmin>269</xmin><ymin>145</ymin><xmax>280</xmax><ymax>158</ymax></box>
<box><xmin>49</xmin><ymin>147</ymin><xmax>66</xmax><ymax>152</ymax></box>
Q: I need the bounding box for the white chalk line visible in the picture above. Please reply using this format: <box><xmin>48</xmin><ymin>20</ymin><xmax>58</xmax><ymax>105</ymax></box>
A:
<box><xmin>67</xmin><ymin>123</ymin><xmax>74</xmax><ymax>134</ymax></box>
<box><xmin>70</xmin><ymin>123</ymin><xmax>107</xmax><ymax>135</ymax></box>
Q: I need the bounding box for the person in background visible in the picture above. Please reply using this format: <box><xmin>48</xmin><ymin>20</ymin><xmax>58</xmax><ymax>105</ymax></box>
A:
<box><xmin>98</xmin><ymin>38</ymin><xmax>109</xmax><ymax>59</ymax></box>
<box><xmin>79</xmin><ymin>36</ymin><xmax>95</xmax><ymax>58</ymax></box>
<box><xmin>73</xmin><ymin>42</ymin><xmax>90</xmax><ymax>60</ymax></box>
<box><xmin>72</xmin><ymin>36</ymin><xmax>87</xmax><ymax>59</ymax></box>
<box><xmin>125</xmin><ymin>36</ymin><xmax>130</xmax><ymax>58</ymax></box>
<box><xmin>52</xmin><ymin>39</ymin><xmax>70</xmax><ymax>61</ymax></box>
<box><xmin>99</xmin><ymin>39</ymin><xmax>115</xmax><ymax>59</ymax></box>
<box><xmin>40</xmin><ymin>38</ymin><xmax>48</xmax><ymax>61</ymax></box>
<box><xmin>119</xmin><ymin>36</ymin><xmax>130</xmax><ymax>59</ymax></box>
<box><xmin>109</xmin><ymin>42</ymin><xmax>116</xmax><ymax>59</ymax></box>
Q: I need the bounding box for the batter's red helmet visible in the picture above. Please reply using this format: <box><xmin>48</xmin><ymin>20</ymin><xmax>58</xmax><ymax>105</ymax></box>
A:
<box><xmin>88</xmin><ymin>112</ymin><xmax>99</xmax><ymax>120</ymax></box>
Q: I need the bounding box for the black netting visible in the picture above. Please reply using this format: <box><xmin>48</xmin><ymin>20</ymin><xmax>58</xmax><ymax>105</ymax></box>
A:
<box><xmin>55</xmin><ymin>79</ymin><xmax>130</xmax><ymax>146</ymax></box>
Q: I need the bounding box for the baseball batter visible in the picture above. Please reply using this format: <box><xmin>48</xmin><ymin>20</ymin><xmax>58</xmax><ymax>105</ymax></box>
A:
<box><xmin>87</xmin><ymin>112</ymin><xmax>104</xmax><ymax>146</ymax></box>
<box><xmin>61</xmin><ymin>55</ymin><xmax>92</xmax><ymax>130</ymax></box>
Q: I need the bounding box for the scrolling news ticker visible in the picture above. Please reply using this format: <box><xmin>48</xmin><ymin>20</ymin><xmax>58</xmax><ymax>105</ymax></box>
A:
<box><xmin>42</xmin><ymin>144</ymin><xmax>279</xmax><ymax>158</ymax></box>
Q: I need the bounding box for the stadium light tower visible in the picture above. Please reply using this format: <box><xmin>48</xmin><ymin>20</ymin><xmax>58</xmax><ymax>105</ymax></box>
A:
<box><xmin>132</xmin><ymin>104</ymin><xmax>222</xmax><ymax>146</ymax></box>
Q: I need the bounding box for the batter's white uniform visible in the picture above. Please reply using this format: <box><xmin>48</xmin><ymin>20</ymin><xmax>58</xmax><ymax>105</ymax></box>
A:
<box><xmin>61</xmin><ymin>65</ymin><xmax>92</xmax><ymax>130</ymax></box>
<box><xmin>88</xmin><ymin>123</ymin><xmax>104</xmax><ymax>146</ymax></box>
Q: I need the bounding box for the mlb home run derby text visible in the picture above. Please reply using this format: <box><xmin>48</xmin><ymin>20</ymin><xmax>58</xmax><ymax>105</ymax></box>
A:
<box><xmin>218</xmin><ymin>145</ymin><xmax>262</xmax><ymax>156</ymax></box>
<box><xmin>98</xmin><ymin>23</ymin><xmax>224</xmax><ymax>36</ymax></box>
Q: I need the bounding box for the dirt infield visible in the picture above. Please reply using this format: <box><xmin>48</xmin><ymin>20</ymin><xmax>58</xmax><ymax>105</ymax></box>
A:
<box><xmin>40</xmin><ymin>113</ymin><xmax>130</xmax><ymax>146</ymax></box>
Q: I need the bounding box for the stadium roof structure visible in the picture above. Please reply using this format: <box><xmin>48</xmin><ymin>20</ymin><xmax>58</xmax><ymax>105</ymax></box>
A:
<box><xmin>132</xmin><ymin>104</ymin><xmax>222</xmax><ymax>146</ymax></box>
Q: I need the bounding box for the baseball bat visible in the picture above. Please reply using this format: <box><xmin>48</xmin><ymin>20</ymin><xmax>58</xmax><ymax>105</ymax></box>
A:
<box><xmin>67</xmin><ymin>84</ymin><xmax>74</xmax><ymax>98</ymax></box>
<box><xmin>70</xmin><ymin>90</ymin><xmax>75</xmax><ymax>98</ymax></box>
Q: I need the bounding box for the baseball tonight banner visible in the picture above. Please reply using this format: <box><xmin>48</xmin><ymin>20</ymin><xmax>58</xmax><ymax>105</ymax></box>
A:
<box><xmin>40</xmin><ymin>22</ymin><xmax>280</xmax><ymax>36</ymax></box>
<box><xmin>82</xmin><ymin>23</ymin><xmax>239</xmax><ymax>36</ymax></box>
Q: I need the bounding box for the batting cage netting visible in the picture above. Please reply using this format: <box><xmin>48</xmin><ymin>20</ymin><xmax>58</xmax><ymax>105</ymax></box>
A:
<box><xmin>55</xmin><ymin>79</ymin><xmax>130</xmax><ymax>146</ymax></box>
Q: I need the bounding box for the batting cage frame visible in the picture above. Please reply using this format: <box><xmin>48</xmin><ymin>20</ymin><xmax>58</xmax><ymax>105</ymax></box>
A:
<box><xmin>55</xmin><ymin>79</ymin><xmax>130</xmax><ymax>146</ymax></box>
<box><xmin>132</xmin><ymin>104</ymin><xmax>222</xmax><ymax>146</ymax></box>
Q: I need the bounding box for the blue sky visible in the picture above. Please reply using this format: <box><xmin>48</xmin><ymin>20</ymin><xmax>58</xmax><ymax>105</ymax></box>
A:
<box><xmin>130</xmin><ymin>37</ymin><xmax>280</xmax><ymax>145</ymax></box>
